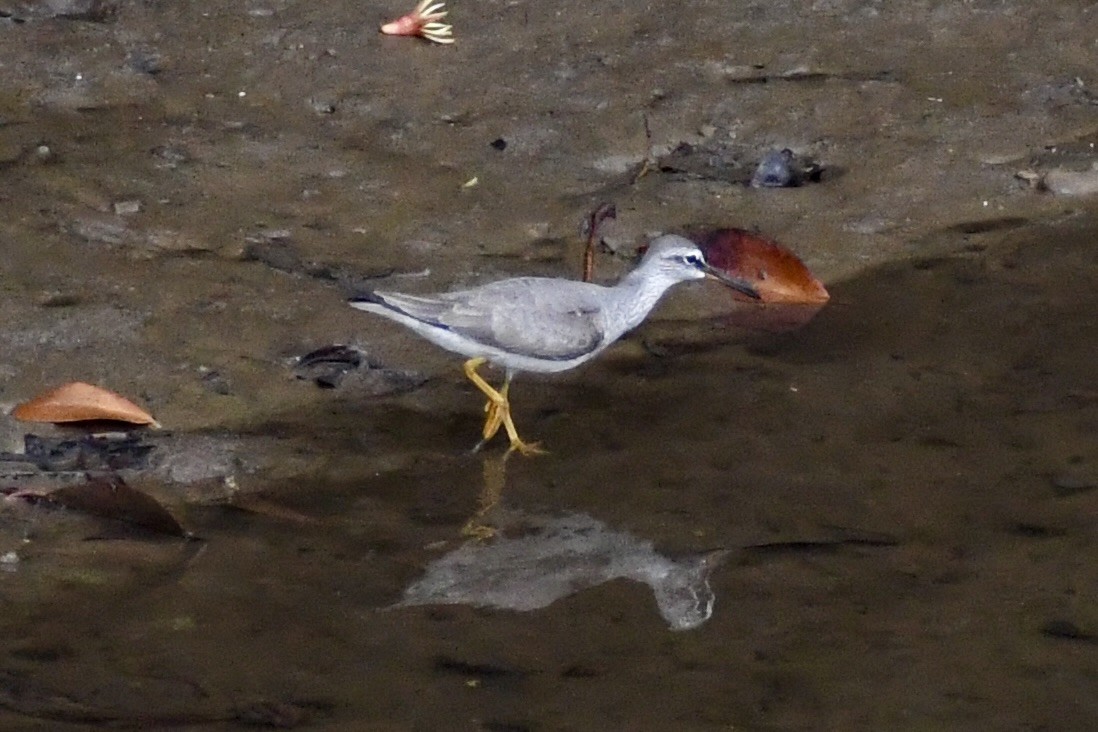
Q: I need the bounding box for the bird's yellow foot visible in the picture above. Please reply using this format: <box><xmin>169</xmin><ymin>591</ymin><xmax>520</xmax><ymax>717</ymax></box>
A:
<box><xmin>482</xmin><ymin>398</ymin><xmax>545</xmax><ymax>456</ymax></box>
<box><xmin>474</xmin><ymin>405</ymin><xmax>545</xmax><ymax>455</ymax></box>
<box><xmin>463</xmin><ymin>357</ymin><xmax>545</xmax><ymax>457</ymax></box>
<box><xmin>506</xmin><ymin>437</ymin><xmax>546</xmax><ymax>457</ymax></box>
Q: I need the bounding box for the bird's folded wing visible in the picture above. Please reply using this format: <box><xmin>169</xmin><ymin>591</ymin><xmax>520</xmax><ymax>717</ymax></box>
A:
<box><xmin>377</xmin><ymin>281</ymin><xmax>605</xmax><ymax>361</ymax></box>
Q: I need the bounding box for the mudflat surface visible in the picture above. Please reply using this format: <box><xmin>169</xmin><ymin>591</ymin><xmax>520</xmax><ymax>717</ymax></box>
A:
<box><xmin>0</xmin><ymin>1</ymin><xmax>1096</xmax><ymax>729</ymax></box>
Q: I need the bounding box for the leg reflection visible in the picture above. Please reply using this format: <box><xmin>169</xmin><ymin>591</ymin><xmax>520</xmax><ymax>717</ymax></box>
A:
<box><xmin>461</xmin><ymin>450</ymin><xmax>511</xmax><ymax>540</ymax></box>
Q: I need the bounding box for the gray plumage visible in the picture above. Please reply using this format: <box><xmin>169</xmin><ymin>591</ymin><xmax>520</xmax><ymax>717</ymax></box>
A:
<box><xmin>349</xmin><ymin>234</ymin><xmax>757</xmax><ymax>374</ymax></box>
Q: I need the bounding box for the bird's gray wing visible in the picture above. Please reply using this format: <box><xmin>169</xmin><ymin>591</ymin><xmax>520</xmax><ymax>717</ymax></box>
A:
<box><xmin>364</xmin><ymin>291</ymin><xmax>457</xmax><ymax>325</ymax></box>
<box><xmin>377</xmin><ymin>279</ymin><xmax>605</xmax><ymax>361</ymax></box>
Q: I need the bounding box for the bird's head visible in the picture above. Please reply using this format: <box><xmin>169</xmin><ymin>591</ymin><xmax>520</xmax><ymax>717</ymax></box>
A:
<box><xmin>643</xmin><ymin>234</ymin><xmax>761</xmax><ymax>299</ymax></box>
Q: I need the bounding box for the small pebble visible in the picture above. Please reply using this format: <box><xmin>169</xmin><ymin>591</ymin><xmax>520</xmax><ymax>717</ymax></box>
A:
<box><xmin>113</xmin><ymin>199</ymin><xmax>141</xmax><ymax>215</ymax></box>
<box><xmin>524</xmin><ymin>222</ymin><xmax>551</xmax><ymax>239</ymax></box>
<box><xmin>199</xmin><ymin>368</ymin><xmax>232</xmax><ymax>396</ymax></box>
<box><xmin>127</xmin><ymin>49</ymin><xmax>163</xmax><ymax>75</ymax></box>
<box><xmin>34</xmin><ymin>145</ymin><xmax>56</xmax><ymax>163</ymax></box>
<box><xmin>67</xmin><ymin>213</ymin><xmax>130</xmax><ymax>246</ymax></box>
<box><xmin>150</xmin><ymin>145</ymin><xmax>191</xmax><ymax>168</ymax></box>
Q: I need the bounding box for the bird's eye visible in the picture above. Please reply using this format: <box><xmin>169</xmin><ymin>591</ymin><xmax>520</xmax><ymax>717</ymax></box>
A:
<box><xmin>684</xmin><ymin>254</ymin><xmax>702</xmax><ymax>266</ymax></box>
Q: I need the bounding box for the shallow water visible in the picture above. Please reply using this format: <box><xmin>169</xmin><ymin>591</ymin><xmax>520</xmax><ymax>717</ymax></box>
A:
<box><xmin>1</xmin><ymin>215</ymin><xmax>1095</xmax><ymax>730</ymax></box>
<box><xmin>0</xmin><ymin>0</ymin><xmax>1096</xmax><ymax>729</ymax></box>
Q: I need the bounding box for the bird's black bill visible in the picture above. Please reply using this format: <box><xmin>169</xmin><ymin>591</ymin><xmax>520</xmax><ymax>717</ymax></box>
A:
<box><xmin>703</xmin><ymin>264</ymin><xmax>762</xmax><ymax>300</ymax></box>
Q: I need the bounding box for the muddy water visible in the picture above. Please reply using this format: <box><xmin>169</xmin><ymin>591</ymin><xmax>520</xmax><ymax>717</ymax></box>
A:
<box><xmin>0</xmin><ymin>219</ymin><xmax>1094</xmax><ymax>730</ymax></box>
<box><xmin>1</xmin><ymin>0</ymin><xmax>1097</xmax><ymax>730</ymax></box>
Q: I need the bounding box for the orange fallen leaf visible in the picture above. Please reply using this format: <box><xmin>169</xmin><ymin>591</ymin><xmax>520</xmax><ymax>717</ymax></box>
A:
<box><xmin>12</xmin><ymin>381</ymin><xmax>160</xmax><ymax>427</ymax></box>
<box><xmin>694</xmin><ymin>228</ymin><xmax>830</xmax><ymax>304</ymax></box>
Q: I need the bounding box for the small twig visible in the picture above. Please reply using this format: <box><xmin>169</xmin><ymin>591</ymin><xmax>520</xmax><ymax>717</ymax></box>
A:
<box><xmin>581</xmin><ymin>202</ymin><xmax>616</xmax><ymax>282</ymax></box>
<box><xmin>630</xmin><ymin>113</ymin><xmax>655</xmax><ymax>185</ymax></box>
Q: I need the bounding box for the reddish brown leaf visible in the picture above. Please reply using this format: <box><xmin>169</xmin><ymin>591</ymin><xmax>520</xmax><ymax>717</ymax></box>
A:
<box><xmin>694</xmin><ymin>228</ymin><xmax>830</xmax><ymax>304</ymax></box>
<box><xmin>12</xmin><ymin>382</ymin><xmax>160</xmax><ymax>427</ymax></box>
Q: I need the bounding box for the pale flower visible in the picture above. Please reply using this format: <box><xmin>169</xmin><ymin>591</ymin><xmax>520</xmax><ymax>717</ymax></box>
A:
<box><xmin>380</xmin><ymin>0</ymin><xmax>454</xmax><ymax>44</ymax></box>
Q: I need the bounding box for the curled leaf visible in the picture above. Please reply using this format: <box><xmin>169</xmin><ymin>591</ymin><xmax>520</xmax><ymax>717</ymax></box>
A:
<box><xmin>12</xmin><ymin>382</ymin><xmax>160</xmax><ymax>427</ymax></box>
<box><xmin>695</xmin><ymin>228</ymin><xmax>829</xmax><ymax>304</ymax></box>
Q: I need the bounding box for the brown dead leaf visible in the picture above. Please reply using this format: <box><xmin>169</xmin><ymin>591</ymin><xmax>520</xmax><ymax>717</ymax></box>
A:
<box><xmin>13</xmin><ymin>475</ymin><xmax>187</xmax><ymax>537</ymax></box>
<box><xmin>12</xmin><ymin>382</ymin><xmax>160</xmax><ymax>427</ymax></box>
<box><xmin>694</xmin><ymin>228</ymin><xmax>830</xmax><ymax>304</ymax></box>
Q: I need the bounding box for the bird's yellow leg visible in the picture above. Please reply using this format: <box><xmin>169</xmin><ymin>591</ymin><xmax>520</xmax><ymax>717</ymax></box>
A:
<box><xmin>462</xmin><ymin>357</ymin><xmax>506</xmax><ymax>441</ymax></box>
<box><xmin>483</xmin><ymin>378</ymin><xmax>509</xmax><ymax>442</ymax></box>
<box><xmin>461</xmin><ymin>358</ymin><xmax>546</xmax><ymax>456</ymax></box>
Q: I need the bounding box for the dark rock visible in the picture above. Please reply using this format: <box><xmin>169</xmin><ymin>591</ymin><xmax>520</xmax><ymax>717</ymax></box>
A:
<box><xmin>127</xmin><ymin>49</ymin><xmax>163</xmax><ymax>75</ymax></box>
<box><xmin>199</xmin><ymin>369</ymin><xmax>232</xmax><ymax>396</ymax></box>
<box><xmin>293</xmin><ymin>345</ymin><xmax>365</xmax><ymax>388</ymax></box>
<box><xmin>750</xmin><ymin>148</ymin><xmax>796</xmax><ymax>188</ymax></box>
<box><xmin>22</xmin><ymin>432</ymin><xmax>155</xmax><ymax>472</ymax></box>
<box><xmin>293</xmin><ymin>344</ymin><xmax>427</xmax><ymax>394</ymax></box>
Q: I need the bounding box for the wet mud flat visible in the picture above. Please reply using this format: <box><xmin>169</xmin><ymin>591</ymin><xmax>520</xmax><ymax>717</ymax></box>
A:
<box><xmin>0</xmin><ymin>0</ymin><xmax>1097</xmax><ymax>730</ymax></box>
<box><xmin>0</xmin><ymin>217</ymin><xmax>1094</xmax><ymax>729</ymax></box>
